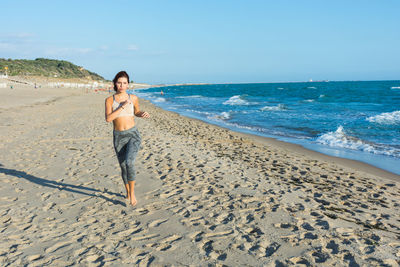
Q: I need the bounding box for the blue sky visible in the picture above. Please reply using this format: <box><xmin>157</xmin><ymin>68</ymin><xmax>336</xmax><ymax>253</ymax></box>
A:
<box><xmin>1</xmin><ymin>0</ymin><xmax>399</xmax><ymax>84</ymax></box>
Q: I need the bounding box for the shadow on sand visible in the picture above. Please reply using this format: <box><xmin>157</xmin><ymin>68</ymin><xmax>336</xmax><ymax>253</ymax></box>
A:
<box><xmin>0</xmin><ymin>166</ymin><xmax>126</xmax><ymax>207</ymax></box>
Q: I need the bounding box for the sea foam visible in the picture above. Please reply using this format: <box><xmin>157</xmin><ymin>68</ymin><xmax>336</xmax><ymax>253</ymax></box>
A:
<box><xmin>316</xmin><ymin>126</ymin><xmax>398</xmax><ymax>157</ymax></box>
<box><xmin>260</xmin><ymin>104</ymin><xmax>287</xmax><ymax>111</ymax></box>
<box><xmin>208</xmin><ymin>111</ymin><xmax>232</xmax><ymax>121</ymax></box>
<box><xmin>223</xmin><ymin>95</ymin><xmax>250</xmax><ymax>106</ymax></box>
<box><xmin>153</xmin><ymin>97</ymin><xmax>166</xmax><ymax>103</ymax></box>
<box><xmin>366</xmin><ymin>111</ymin><xmax>400</xmax><ymax>125</ymax></box>
<box><xmin>176</xmin><ymin>95</ymin><xmax>203</xmax><ymax>99</ymax></box>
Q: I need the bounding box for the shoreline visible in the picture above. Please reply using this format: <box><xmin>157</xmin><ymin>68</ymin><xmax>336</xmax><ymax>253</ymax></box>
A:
<box><xmin>139</xmin><ymin>97</ymin><xmax>400</xmax><ymax>181</ymax></box>
<box><xmin>1</xmin><ymin>80</ymin><xmax>398</xmax><ymax>181</ymax></box>
<box><xmin>239</xmin><ymin>131</ymin><xmax>400</xmax><ymax>181</ymax></box>
<box><xmin>141</xmin><ymin>80</ymin><xmax>400</xmax><ymax>176</ymax></box>
<box><xmin>1</xmin><ymin>84</ymin><xmax>399</xmax><ymax>265</ymax></box>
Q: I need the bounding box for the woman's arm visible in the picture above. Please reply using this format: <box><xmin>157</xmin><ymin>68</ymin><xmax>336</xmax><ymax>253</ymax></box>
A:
<box><xmin>132</xmin><ymin>95</ymin><xmax>150</xmax><ymax>118</ymax></box>
<box><xmin>105</xmin><ymin>96</ymin><xmax>130</xmax><ymax>122</ymax></box>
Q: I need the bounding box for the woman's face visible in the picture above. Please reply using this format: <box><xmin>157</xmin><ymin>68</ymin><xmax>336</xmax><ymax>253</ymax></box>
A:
<box><xmin>116</xmin><ymin>77</ymin><xmax>129</xmax><ymax>92</ymax></box>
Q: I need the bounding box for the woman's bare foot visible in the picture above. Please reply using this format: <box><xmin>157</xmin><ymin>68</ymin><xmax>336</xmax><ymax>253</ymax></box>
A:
<box><xmin>128</xmin><ymin>181</ymin><xmax>136</xmax><ymax>206</ymax></box>
<box><xmin>130</xmin><ymin>195</ymin><xmax>137</xmax><ymax>206</ymax></box>
<box><xmin>125</xmin><ymin>184</ymin><xmax>130</xmax><ymax>200</ymax></box>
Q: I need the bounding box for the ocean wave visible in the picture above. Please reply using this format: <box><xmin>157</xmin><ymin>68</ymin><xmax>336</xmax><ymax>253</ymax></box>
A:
<box><xmin>303</xmin><ymin>99</ymin><xmax>315</xmax><ymax>103</ymax></box>
<box><xmin>175</xmin><ymin>95</ymin><xmax>203</xmax><ymax>99</ymax></box>
<box><xmin>223</xmin><ymin>122</ymin><xmax>301</xmax><ymax>138</ymax></box>
<box><xmin>316</xmin><ymin>126</ymin><xmax>399</xmax><ymax>157</ymax></box>
<box><xmin>132</xmin><ymin>87</ymin><xmax>151</xmax><ymax>91</ymax></box>
<box><xmin>225</xmin><ymin>122</ymin><xmax>264</xmax><ymax>132</ymax></box>
<box><xmin>208</xmin><ymin>111</ymin><xmax>232</xmax><ymax>121</ymax></box>
<box><xmin>135</xmin><ymin>92</ymin><xmax>153</xmax><ymax>98</ymax></box>
<box><xmin>319</xmin><ymin>94</ymin><xmax>325</xmax><ymax>98</ymax></box>
<box><xmin>260</xmin><ymin>104</ymin><xmax>287</xmax><ymax>111</ymax></box>
<box><xmin>184</xmin><ymin>109</ymin><xmax>212</xmax><ymax>116</ymax></box>
<box><xmin>223</xmin><ymin>95</ymin><xmax>250</xmax><ymax>106</ymax></box>
<box><xmin>366</xmin><ymin>111</ymin><xmax>400</xmax><ymax>125</ymax></box>
<box><xmin>391</xmin><ymin>86</ymin><xmax>400</xmax><ymax>89</ymax></box>
<box><xmin>153</xmin><ymin>97</ymin><xmax>166</xmax><ymax>103</ymax></box>
<box><xmin>307</xmin><ymin>86</ymin><xmax>317</xmax><ymax>89</ymax></box>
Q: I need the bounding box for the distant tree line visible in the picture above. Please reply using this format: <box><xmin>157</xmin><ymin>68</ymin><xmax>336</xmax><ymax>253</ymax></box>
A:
<box><xmin>0</xmin><ymin>58</ymin><xmax>104</xmax><ymax>80</ymax></box>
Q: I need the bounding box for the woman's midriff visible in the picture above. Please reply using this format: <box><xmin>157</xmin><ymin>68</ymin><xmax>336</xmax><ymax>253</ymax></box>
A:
<box><xmin>113</xmin><ymin>117</ymin><xmax>135</xmax><ymax>131</ymax></box>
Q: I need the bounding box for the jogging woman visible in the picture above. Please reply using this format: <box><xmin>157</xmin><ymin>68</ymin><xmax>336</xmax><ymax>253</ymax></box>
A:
<box><xmin>105</xmin><ymin>71</ymin><xmax>150</xmax><ymax>206</ymax></box>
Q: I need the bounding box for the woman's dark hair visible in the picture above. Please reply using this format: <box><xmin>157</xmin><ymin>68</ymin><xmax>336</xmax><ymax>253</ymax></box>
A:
<box><xmin>113</xmin><ymin>71</ymin><xmax>130</xmax><ymax>91</ymax></box>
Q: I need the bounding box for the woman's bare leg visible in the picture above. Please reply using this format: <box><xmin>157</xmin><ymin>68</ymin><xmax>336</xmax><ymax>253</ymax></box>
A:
<box><xmin>128</xmin><ymin>181</ymin><xmax>136</xmax><ymax>206</ymax></box>
<box><xmin>124</xmin><ymin>183</ymin><xmax>130</xmax><ymax>199</ymax></box>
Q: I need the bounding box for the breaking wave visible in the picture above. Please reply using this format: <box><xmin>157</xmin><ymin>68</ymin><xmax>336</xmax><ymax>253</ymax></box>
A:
<box><xmin>367</xmin><ymin>111</ymin><xmax>400</xmax><ymax>125</ymax></box>
<box><xmin>316</xmin><ymin>126</ymin><xmax>399</xmax><ymax>157</ymax></box>
<box><xmin>223</xmin><ymin>95</ymin><xmax>250</xmax><ymax>106</ymax></box>
<box><xmin>260</xmin><ymin>104</ymin><xmax>287</xmax><ymax>111</ymax></box>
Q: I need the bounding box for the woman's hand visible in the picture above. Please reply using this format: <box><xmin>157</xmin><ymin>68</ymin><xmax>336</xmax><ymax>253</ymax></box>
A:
<box><xmin>140</xmin><ymin>111</ymin><xmax>150</xmax><ymax>118</ymax></box>
<box><xmin>120</xmin><ymin>98</ymin><xmax>132</xmax><ymax>109</ymax></box>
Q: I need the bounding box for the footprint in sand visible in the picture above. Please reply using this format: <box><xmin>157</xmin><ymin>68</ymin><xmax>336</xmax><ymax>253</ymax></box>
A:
<box><xmin>148</xmin><ymin>234</ymin><xmax>182</xmax><ymax>251</ymax></box>
<box><xmin>204</xmin><ymin>230</ymin><xmax>234</xmax><ymax>239</ymax></box>
<box><xmin>309</xmin><ymin>250</ymin><xmax>330</xmax><ymax>263</ymax></box>
<box><xmin>180</xmin><ymin>216</ymin><xmax>205</xmax><ymax>227</ymax></box>
<box><xmin>289</xmin><ymin>256</ymin><xmax>311</xmax><ymax>265</ymax></box>
<box><xmin>27</xmin><ymin>254</ymin><xmax>42</xmax><ymax>261</ymax></box>
<box><xmin>274</xmin><ymin>223</ymin><xmax>299</xmax><ymax>231</ymax></box>
<box><xmin>262</xmin><ymin>241</ymin><xmax>281</xmax><ymax>257</ymax></box>
<box><xmin>44</xmin><ymin>241</ymin><xmax>72</xmax><ymax>253</ymax></box>
<box><xmin>113</xmin><ymin>226</ymin><xmax>142</xmax><ymax>238</ymax></box>
<box><xmin>146</xmin><ymin>243</ymin><xmax>171</xmax><ymax>251</ymax></box>
<box><xmin>85</xmin><ymin>254</ymin><xmax>103</xmax><ymax>263</ymax></box>
<box><xmin>134</xmin><ymin>208</ymin><xmax>150</xmax><ymax>216</ymax></box>
<box><xmin>209</xmin><ymin>251</ymin><xmax>227</xmax><ymax>261</ymax></box>
<box><xmin>159</xmin><ymin>189</ymin><xmax>183</xmax><ymax>199</ymax></box>
<box><xmin>301</xmin><ymin>232</ymin><xmax>318</xmax><ymax>240</ymax></box>
<box><xmin>148</xmin><ymin>218</ymin><xmax>168</xmax><ymax>228</ymax></box>
<box><xmin>315</xmin><ymin>219</ymin><xmax>330</xmax><ymax>230</ymax></box>
<box><xmin>198</xmin><ymin>240</ymin><xmax>213</xmax><ymax>257</ymax></box>
<box><xmin>42</xmin><ymin>202</ymin><xmax>56</xmax><ymax>211</ymax></box>
<box><xmin>130</xmin><ymin>233</ymin><xmax>160</xmax><ymax>241</ymax></box>
<box><xmin>39</xmin><ymin>192</ymin><xmax>50</xmax><ymax>201</ymax></box>
<box><xmin>188</xmin><ymin>231</ymin><xmax>204</xmax><ymax>242</ymax></box>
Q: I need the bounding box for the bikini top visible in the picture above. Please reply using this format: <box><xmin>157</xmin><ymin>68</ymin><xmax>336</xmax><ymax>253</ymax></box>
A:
<box><xmin>112</xmin><ymin>94</ymin><xmax>135</xmax><ymax>118</ymax></box>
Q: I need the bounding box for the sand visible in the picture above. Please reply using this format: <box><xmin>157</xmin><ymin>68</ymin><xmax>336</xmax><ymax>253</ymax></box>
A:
<box><xmin>0</xmin><ymin>81</ymin><xmax>399</xmax><ymax>266</ymax></box>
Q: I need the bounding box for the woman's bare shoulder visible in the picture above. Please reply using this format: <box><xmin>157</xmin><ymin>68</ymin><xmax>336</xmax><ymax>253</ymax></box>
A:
<box><xmin>105</xmin><ymin>95</ymin><xmax>114</xmax><ymax>103</ymax></box>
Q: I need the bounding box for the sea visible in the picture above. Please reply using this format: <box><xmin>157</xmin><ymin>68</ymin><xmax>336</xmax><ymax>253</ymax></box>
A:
<box><xmin>131</xmin><ymin>81</ymin><xmax>400</xmax><ymax>175</ymax></box>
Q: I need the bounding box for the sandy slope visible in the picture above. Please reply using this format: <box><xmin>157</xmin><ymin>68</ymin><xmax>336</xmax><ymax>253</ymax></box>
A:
<box><xmin>0</xmin><ymin>84</ymin><xmax>399</xmax><ymax>266</ymax></box>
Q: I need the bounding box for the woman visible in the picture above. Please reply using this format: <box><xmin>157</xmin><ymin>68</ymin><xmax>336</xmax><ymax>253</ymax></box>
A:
<box><xmin>105</xmin><ymin>71</ymin><xmax>150</xmax><ymax>206</ymax></box>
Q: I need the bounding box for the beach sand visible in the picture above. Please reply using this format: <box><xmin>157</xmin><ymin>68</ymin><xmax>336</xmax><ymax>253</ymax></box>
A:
<box><xmin>0</xmin><ymin>82</ymin><xmax>399</xmax><ymax>266</ymax></box>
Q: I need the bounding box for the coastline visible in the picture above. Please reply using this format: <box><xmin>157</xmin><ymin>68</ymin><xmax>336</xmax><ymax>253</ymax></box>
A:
<box><xmin>140</xmin><ymin>96</ymin><xmax>400</xmax><ymax>181</ymax></box>
<box><xmin>137</xmin><ymin>81</ymin><xmax>400</xmax><ymax>176</ymax></box>
<box><xmin>241</xmin><ymin>131</ymin><xmax>400</xmax><ymax>182</ymax></box>
<box><xmin>2</xmin><ymin>79</ymin><xmax>397</xmax><ymax>181</ymax></box>
<box><xmin>1</xmin><ymin>83</ymin><xmax>399</xmax><ymax>265</ymax></box>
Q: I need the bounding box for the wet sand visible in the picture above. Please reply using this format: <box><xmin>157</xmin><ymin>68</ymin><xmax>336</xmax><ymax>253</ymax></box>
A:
<box><xmin>0</xmin><ymin>82</ymin><xmax>399</xmax><ymax>266</ymax></box>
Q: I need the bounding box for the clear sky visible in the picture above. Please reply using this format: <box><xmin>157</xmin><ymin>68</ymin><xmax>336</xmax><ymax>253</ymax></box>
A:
<box><xmin>1</xmin><ymin>0</ymin><xmax>399</xmax><ymax>84</ymax></box>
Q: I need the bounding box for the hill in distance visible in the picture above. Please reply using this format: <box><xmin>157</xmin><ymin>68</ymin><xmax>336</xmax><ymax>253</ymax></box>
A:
<box><xmin>0</xmin><ymin>58</ymin><xmax>105</xmax><ymax>81</ymax></box>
